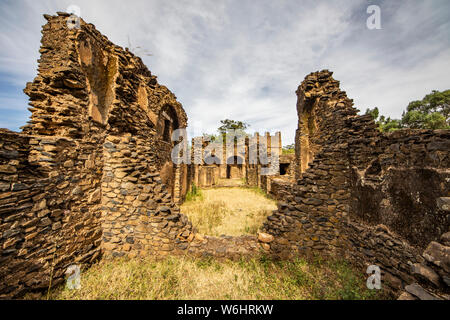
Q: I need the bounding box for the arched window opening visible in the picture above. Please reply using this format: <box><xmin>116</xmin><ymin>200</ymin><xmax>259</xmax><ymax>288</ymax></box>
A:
<box><xmin>205</xmin><ymin>155</ymin><xmax>221</xmax><ymax>165</ymax></box>
<box><xmin>158</xmin><ymin>105</ymin><xmax>179</xmax><ymax>145</ymax></box>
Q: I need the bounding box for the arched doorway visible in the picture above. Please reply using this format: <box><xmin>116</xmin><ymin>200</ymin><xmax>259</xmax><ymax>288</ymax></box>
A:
<box><xmin>157</xmin><ymin>104</ymin><xmax>182</xmax><ymax>202</ymax></box>
<box><xmin>205</xmin><ymin>155</ymin><xmax>222</xmax><ymax>165</ymax></box>
<box><xmin>226</xmin><ymin>156</ymin><xmax>244</xmax><ymax>179</ymax></box>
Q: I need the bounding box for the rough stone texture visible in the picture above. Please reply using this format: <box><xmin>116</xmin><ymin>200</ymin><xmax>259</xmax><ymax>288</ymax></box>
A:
<box><xmin>0</xmin><ymin>130</ymin><xmax>103</xmax><ymax>298</ymax></box>
<box><xmin>261</xmin><ymin>70</ymin><xmax>450</xmax><ymax>295</ymax></box>
<box><xmin>191</xmin><ymin>132</ymin><xmax>287</xmax><ymax>194</ymax></box>
<box><xmin>1</xmin><ymin>14</ymin><xmax>449</xmax><ymax>300</ymax></box>
<box><xmin>400</xmin><ymin>233</ymin><xmax>450</xmax><ymax>300</ymax></box>
<box><xmin>0</xmin><ymin>13</ymin><xmax>190</xmax><ymax>298</ymax></box>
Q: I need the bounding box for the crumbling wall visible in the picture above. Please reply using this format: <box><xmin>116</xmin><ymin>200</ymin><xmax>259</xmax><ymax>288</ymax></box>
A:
<box><xmin>348</xmin><ymin>129</ymin><xmax>450</xmax><ymax>249</ymax></box>
<box><xmin>0</xmin><ymin>129</ymin><xmax>103</xmax><ymax>298</ymax></box>
<box><xmin>262</xmin><ymin>71</ymin><xmax>354</xmax><ymax>257</ymax></box>
<box><xmin>190</xmin><ymin>132</ymin><xmax>282</xmax><ymax>189</ymax></box>
<box><xmin>2</xmin><ymin>12</ymin><xmax>448</xmax><ymax>299</ymax></box>
<box><xmin>0</xmin><ymin>12</ymin><xmax>191</xmax><ymax>298</ymax></box>
<box><xmin>261</xmin><ymin>70</ymin><xmax>450</xmax><ymax>294</ymax></box>
<box><xmin>1</xmin><ymin>13</ymin><xmax>109</xmax><ymax>297</ymax></box>
<box><xmin>260</xmin><ymin>154</ymin><xmax>295</xmax><ymax>199</ymax></box>
<box><xmin>398</xmin><ymin>232</ymin><xmax>450</xmax><ymax>300</ymax></box>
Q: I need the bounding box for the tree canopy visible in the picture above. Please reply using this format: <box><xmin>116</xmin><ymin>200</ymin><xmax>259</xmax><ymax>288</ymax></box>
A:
<box><xmin>365</xmin><ymin>89</ymin><xmax>450</xmax><ymax>132</ymax></box>
<box><xmin>201</xmin><ymin>119</ymin><xmax>251</xmax><ymax>143</ymax></box>
<box><xmin>217</xmin><ymin>119</ymin><xmax>250</xmax><ymax>135</ymax></box>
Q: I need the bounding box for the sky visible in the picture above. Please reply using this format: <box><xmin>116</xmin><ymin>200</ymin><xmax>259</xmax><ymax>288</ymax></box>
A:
<box><xmin>1</xmin><ymin>0</ymin><xmax>449</xmax><ymax>145</ymax></box>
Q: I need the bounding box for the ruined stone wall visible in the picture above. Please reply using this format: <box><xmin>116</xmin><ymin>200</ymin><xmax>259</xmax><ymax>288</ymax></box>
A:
<box><xmin>261</xmin><ymin>70</ymin><xmax>450</xmax><ymax>293</ymax></box>
<box><xmin>2</xmin><ymin>12</ymin><xmax>448</xmax><ymax>299</ymax></box>
<box><xmin>398</xmin><ymin>232</ymin><xmax>450</xmax><ymax>300</ymax></box>
<box><xmin>259</xmin><ymin>154</ymin><xmax>295</xmax><ymax>199</ymax></box>
<box><xmin>0</xmin><ymin>129</ymin><xmax>103</xmax><ymax>298</ymax></box>
<box><xmin>348</xmin><ymin>128</ymin><xmax>449</xmax><ymax>249</ymax></box>
<box><xmin>266</xmin><ymin>178</ymin><xmax>292</xmax><ymax>200</ymax></box>
<box><xmin>190</xmin><ymin>132</ymin><xmax>281</xmax><ymax>189</ymax></box>
<box><xmin>0</xmin><ymin>12</ymin><xmax>191</xmax><ymax>297</ymax></box>
<box><xmin>190</xmin><ymin>137</ymin><xmax>221</xmax><ymax>188</ymax></box>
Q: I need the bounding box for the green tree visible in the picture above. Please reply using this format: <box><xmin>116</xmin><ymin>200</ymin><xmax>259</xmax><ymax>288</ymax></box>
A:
<box><xmin>379</xmin><ymin>116</ymin><xmax>402</xmax><ymax>132</ymax></box>
<box><xmin>218</xmin><ymin>119</ymin><xmax>250</xmax><ymax>135</ymax></box>
<box><xmin>365</xmin><ymin>107</ymin><xmax>379</xmax><ymax>121</ymax></box>
<box><xmin>365</xmin><ymin>107</ymin><xmax>402</xmax><ymax>132</ymax></box>
<box><xmin>402</xmin><ymin>90</ymin><xmax>450</xmax><ymax>129</ymax></box>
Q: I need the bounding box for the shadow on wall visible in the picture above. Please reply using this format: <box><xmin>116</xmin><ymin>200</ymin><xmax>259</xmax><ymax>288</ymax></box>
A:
<box><xmin>351</xmin><ymin>167</ymin><xmax>450</xmax><ymax>249</ymax></box>
<box><xmin>79</xmin><ymin>34</ymin><xmax>118</xmax><ymax>125</ymax></box>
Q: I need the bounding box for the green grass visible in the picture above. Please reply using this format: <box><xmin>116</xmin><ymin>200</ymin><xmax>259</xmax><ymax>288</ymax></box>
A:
<box><xmin>282</xmin><ymin>149</ymin><xmax>295</xmax><ymax>155</ymax></box>
<box><xmin>185</xmin><ymin>183</ymin><xmax>204</xmax><ymax>202</ymax></box>
<box><xmin>180</xmin><ymin>186</ymin><xmax>277</xmax><ymax>236</ymax></box>
<box><xmin>48</xmin><ymin>255</ymin><xmax>387</xmax><ymax>300</ymax></box>
<box><xmin>244</xmin><ymin>185</ymin><xmax>274</xmax><ymax>200</ymax></box>
<box><xmin>47</xmin><ymin>184</ymin><xmax>389</xmax><ymax>301</ymax></box>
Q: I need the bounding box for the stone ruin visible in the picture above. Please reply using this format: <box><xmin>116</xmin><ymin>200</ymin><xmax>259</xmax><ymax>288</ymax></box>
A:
<box><xmin>0</xmin><ymin>13</ymin><xmax>449</xmax><ymax>299</ymax></box>
<box><xmin>262</xmin><ymin>70</ymin><xmax>450</xmax><ymax>299</ymax></box>
<box><xmin>190</xmin><ymin>131</ymin><xmax>295</xmax><ymax>197</ymax></box>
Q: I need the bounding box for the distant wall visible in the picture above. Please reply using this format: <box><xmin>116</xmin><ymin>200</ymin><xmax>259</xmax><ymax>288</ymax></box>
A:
<box><xmin>190</xmin><ymin>132</ymin><xmax>283</xmax><ymax>190</ymax></box>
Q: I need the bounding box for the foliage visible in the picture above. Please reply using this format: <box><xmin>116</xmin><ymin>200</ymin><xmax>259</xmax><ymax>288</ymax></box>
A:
<box><xmin>365</xmin><ymin>107</ymin><xmax>402</xmax><ymax>132</ymax></box>
<box><xmin>218</xmin><ymin>119</ymin><xmax>250</xmax><ymax>136</ymax></box>
<box><xmin>185</xmin><ymin>183</ymin><xmax>203</xmax><ymax>202</ymax></box>
<box><xmin>406</xmin><ymin>89</ymin><xmax>450</xmax><ymax>124</ymax></box>
<box><xmin>401</xmin><ymin>109</ymin><xmax>448</xmax><ymax>130</ymax></box>
<box><xmin>49</xmin><ymin>255</ymin><xmax>387</xmax><ymax>300</ymax></box>
<box><xmin>365</xmin><ymin>107</ymin><xmax>379</xmax><ymax>121</ymax></box>
<box><xmin>202</xmin><ymin>133</ymin><xmax>222</xmax><ymax>143</ymax></box>
<box><xmin>365</xmin><ymin>89</ymin><xmax>450</xmax><ymax>132</ymax></box>
<box><xmin>282</xmin><ymin>144</ymin><xmax>295</xmax><ymax>155</ymax></box>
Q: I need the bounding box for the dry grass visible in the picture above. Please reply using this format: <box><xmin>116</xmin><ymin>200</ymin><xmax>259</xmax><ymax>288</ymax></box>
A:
<box><xmin>215</xmin><ymin>178</ymin><xmax>246</xmax><ymax>187</ymax></box>
<box><xmin>48</xmin><ymin>183</ymin><xmax>389</xmax><ymax>300</ymax></box>
<box><xmin>181</xmin><ymin>184</ymin><xmax>277</xmax><ymax>236</ymax></box>
<box><xmin>49</xmin><ymin>255</ymin><xmax>386</xmax><ymax>300</ymax></box>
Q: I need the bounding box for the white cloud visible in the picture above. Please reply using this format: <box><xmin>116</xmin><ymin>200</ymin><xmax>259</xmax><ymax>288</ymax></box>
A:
<box><xmin>0</xmin><ymin>0</ymin><xmax>449</xmax><ymax>143</ymax></box>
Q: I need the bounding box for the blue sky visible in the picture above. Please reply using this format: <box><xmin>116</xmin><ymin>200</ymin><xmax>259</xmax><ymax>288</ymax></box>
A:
<box><xmin>1</xmin><ymin>0</ymin><xmax>450</xmax><ymax>144</ymax></box>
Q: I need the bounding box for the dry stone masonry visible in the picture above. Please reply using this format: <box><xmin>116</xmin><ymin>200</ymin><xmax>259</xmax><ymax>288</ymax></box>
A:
<box><xmin>190</xmin><ymin>131</ymin><xmax>294</xmax><ymax>197</ymax></box>
<box><xmin>0</xmin><ymin>12</ymin><xmax>193</xmax><ymax>298</ymax></box>
<box><xmin>0</xmin><ymin>14</ymin><xmax>448</xmax><ymax>299</ymax></box>
<box><xmin>261</xmin><ymin>70</ymin><xmax>449</xmax><ymax>298</ymax></box>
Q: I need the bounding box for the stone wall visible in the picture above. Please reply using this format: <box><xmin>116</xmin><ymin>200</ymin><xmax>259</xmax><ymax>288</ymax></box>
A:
<box><xmin>0</xmin><ymin>12</ymin><xmax>191</xmax><ymax>298</ymax></box>
<box><xmin>190</xmin><ymin>132</ymin><xmax>283</xmax><ymax>189</ymax></box>
<box><xmin>0</xmin><ymin>129</ymin><xmax>102</xmax><ymax>298</ymax></box>
<box><xmin>398</xmin><ymin>231</ymin><xmax>450</xmax><ymax>300</ymax></box>
<box><xmin>261</xmin><ymin>70</ymin><xmax>450</xmax><ymax>294</ymax></box>
<box><xmin>1</xmin><ymin>12</ymin><xmax>448</xmax><ymax>299</ymax></box>
<box><xmin>260</xmin><ymin>154</ymin><xmax>295</xmax><ymax>199</ymax></box>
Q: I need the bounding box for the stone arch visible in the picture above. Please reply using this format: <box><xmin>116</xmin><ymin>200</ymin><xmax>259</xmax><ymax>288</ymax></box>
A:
<box><xmin>205</xmin><ymin>155</ymin><xmax>221</xmax><ymax>165</ymax></box>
